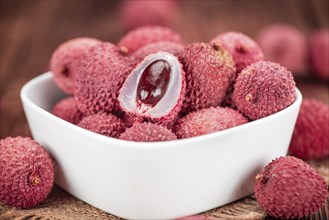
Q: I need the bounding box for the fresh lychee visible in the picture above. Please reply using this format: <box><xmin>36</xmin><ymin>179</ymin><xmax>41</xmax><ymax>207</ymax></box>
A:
<box><xmin>119</xmin><ymin>122</ymin><xmax>177</xmax><ymax>142</ymax></box>
<box><xmin>0</xmin><ymin>137</ymin><xmax>54</xmax><ymax>208</ymax></box>
<box><xmin>117</xmin><ymin>26</ymin><xmax>183</xmax><ymax>54</ymax></box>
<box><xmin>118</xmin><ymin>52</ymin><xmax>185</xmax><ymax>124</ymax></box>
<box><xmin>74</xmin><ymin>42</ymin><xmax>135</xmax><ymax>115</ymax></box>
<box><xmin>51</xmin><ymin>97</ymin><xmax>84</xmax><ymax>125</ymax></box>
<box><xmin>255</xmin><ymin>156</ymin><xmax>328</xmax><ymax>219</ymax></box>
<box><xmin>232</xmin><ymin>61</ymin><xmax>296</xmax><ymax>120</ymax></box>
<box><xmin>309</xmin><ymin>29</ymin><xmax>329</xmax><ymax>81</ymax></box>
<box><xmin>257</xmin><ymin>24</ymin><xmax>307</xmax><ymax>74</ymax></box>
<box><xmin>180</xmin><ymin>42</ymin><xmax>236</xmax><ymax>113</ymax></box>
<box><xmin>173</xmin><ymin>106</ymin><xmax>247</xmax><ymax>139</ymax></box>
<box><xmin>289</xmin><ymin>99</ymin><xmax>329</xmax><ymax>160</ymax></box>
<box><xmin>50</xmin><ymin>37</ymin><xmax>101</xmax><ymax>94</ymax></box>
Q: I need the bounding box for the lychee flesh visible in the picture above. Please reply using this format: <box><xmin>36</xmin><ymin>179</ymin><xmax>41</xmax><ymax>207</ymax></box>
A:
<box><xmin>74</xmin><ymin>42</ymin><xmax>134</xmax><ymax>115</ymax></box>
<box><xmin>119</xmin><ymin>122</ymin><xmax>177</xmax><ymax>142</ymax></box>
<box><xmin>173</xmin><ymin>106</ymin><xmax>248</xmax><ymax>139</ymax></box>
<box><xmin>289</xmin><ymin>99</ymin><xmax>329</xmax><ymax>160</ymax></box>
<box><xmin>50</xmin><ymin>37</ymin><xmax>101</xmax><ymax>94</ymax></box>
<box><xmin>51</xmin><ymin>97</ymin><xmax>84</xmax><ymax>125</ymax></box>
<box><xmin>255</xmin><ymin>156</ymin><xmax>328</xmax><ymax>219</ymax></box>
<box><xmin>117</xmin><ymin>26</ymin><xmax>183</xmax><ymax>54</ymax></box>
<box><xmin>232</xmin><ymin>61</ymin><xmax>296</xmax><ymax>120</ymax></box>
<box><xmin>0</xmin><ymin>137</ymin><xmax>54</xmax><ymax>208</ymax></box>
<box><xmin>181</xmin><ymin>42</ymin><xmax>236</xmax><ymax>113</ymax></box>
<box><xmin>78</xmin><ymin>114</ymin><xmax>126</xmax><ymax>138</ymax></box>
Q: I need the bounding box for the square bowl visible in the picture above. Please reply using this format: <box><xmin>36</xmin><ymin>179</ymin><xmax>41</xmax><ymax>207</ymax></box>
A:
<box><xmin>20</xmin><ymin>72</ymin><xmax>302</xmax><ymax>219</ymax></box>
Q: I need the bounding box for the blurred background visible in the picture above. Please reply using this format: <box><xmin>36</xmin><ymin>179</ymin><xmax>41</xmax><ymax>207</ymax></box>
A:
<box><xmin>0</xmin><ymin>0</ymin><xmax>328</xmax><ymax>138</ymax></box>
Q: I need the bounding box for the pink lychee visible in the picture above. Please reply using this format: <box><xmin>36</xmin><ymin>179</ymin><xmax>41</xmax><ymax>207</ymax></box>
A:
<box><xmin>51</xmin><ymin>97</ymin><xmax>84</xmax><ymax>125</ymax></box>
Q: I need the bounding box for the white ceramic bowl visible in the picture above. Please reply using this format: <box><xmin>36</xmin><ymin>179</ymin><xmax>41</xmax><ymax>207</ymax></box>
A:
<box><xmin>21</xmin><ymin>72</ymin><xmax>302</xmax><ymax>220</ymax></box>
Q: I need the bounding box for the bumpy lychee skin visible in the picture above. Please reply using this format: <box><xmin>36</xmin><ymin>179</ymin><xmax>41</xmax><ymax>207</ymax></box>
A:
<box><xmin>50</xmin><ymin>37</ymin><xmax>101</xmax><ymax>94</ymax></box>
<box><xmin>174</xmin><ymin>106</ymin><xmax>247</xmax><ymax>139</ymax></box>
<box><xmin>51</xmin><ymin>97</ymin><xmax>84</xmax><ymax>125</ymax></box>
<box><xmin>181</xmin><ymin>42</ymin><xmax>236</xmax><ymax>113</ymax></box>
<box><xmin>233</xmin><ymin>61</ymin><xmax>296</xmax><ymax>120</ymax></box>
<box><xmin>309</xmin><ymin>29</ymin><xmax>329</xmax><ymax>81</ymax></box>
<box><xmin>75</xmin><ymin>42</ymin><xmax>134</xmax><ymax>115</ymax></box>
<box><xmin>0</xmin><ymin>137</ymin><xmax>54</xmax><ymax>208</ymax></box>
<box><xmin>255</xmin><ymin>156</ymin><xmax>328</xmax><ymax>219</ymax></box>
<box><xmin>289</xmin><ymin>99</ymin><xmax>329</xmax><ymax>160</ymax></box>
<box><xmin>119</xmin><ymin>122</ymin><xmax>177</xmax><ymax>142</ymax></box>
<box><xmin>117</xmin><ymin>26</ymin><xmax>183</xmax><ymax>54</ymax></box>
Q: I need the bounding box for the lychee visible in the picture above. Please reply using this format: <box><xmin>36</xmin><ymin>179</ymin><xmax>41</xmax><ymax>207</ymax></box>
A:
<box><xmin>118</xmin><ymin>52</ymin><xmax>185</xmax><ymax>124</ymax></box>
<box><xmin>117</xmin><ymin>26</ymin><xmax>183</xmax><ymax>54</ymax></box>
<box><xmin>50</xmin><ymin>37</ymin><xmax>101</xmax><ymax>94</ymax></box>
<box><xmin>173</xmin><ymin>106</ymin><xmax>247</xmax><ymax>139</ymax></box>
<box><xmin>74</xmin><ymin>42</ymin><xmax>134</xmax><ymax>115</ymax></box>
<box><xmin>51</xmin><ymin>97</ymin><xmax>84</xmax><ymax>125</ymax></box>
<box><xmin>119</xmin><ymin>122</ymin><xmax>177</xmax><ymax>142</ymax></box>
<box><xmin>78</xmin><ymin>113</ymin><xmax>126</xmax><ymax>138</ymax></box>
<box><xmin>255</xmin><ymin>156</ymin><xmax>328</xmax><ymax>219</ymax></box>
<box><xmin>0</xmin><ymin>137</ymin><xmax>54</xmax><ymax>208</ymax></box>
<box><xmin>309</xmin><ymin>29</ymin><xmax>329</xmax><ymax>81</ymax></box>
<box><xmin>180</xmin><ymin>42</ymin><xmax>236</xmax><ymax>113</ymax></box>
<box><xmin>289</xmin><ymin>99</ymin><xmax>329</xmax><ymax>160</ymax></box>
<box><xmin>232</xmin><ymin>61</ymin><xmax>296</xmax><ymax>120</ymax></box>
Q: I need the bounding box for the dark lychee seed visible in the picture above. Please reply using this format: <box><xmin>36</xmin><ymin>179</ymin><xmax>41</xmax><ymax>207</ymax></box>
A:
<box><xmin>137</xmin><ymin>60</ymin><xmax>171</xmax><ymax>107</ymax></box>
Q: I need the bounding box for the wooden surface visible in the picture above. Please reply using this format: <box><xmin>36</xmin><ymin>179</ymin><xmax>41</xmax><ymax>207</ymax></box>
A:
<box><xmin>0</xmin><ymin>0</ymin><xmax>328</xmax><ymax>219</ymax></box>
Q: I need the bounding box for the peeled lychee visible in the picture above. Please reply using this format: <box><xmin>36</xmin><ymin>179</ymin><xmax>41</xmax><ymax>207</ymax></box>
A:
<box><xmin>117</xmin><ymin>26</ymin><xmax>183</xmax><ymax>54</ymax></box>
<box><xmin>118</xmin><ymin>52</ymin><xmax>185</xmax><ymax>124</ymax></box>
<box><xmin>309</xmin><ymin>29</ymin><xmax>329</xmax><ymax>81</ymax></box>
<box><xmin>75</xmin><ymin>42</ymin><xmax>134</xmax><ymax>115</ymax></box>
<box><xmin>289</xmin><ymin>99</ymin><xmax>329</xmax><ymax>160</ymax></box>
<box><xmin>255</xmin><ymin>156</ymin><xmax>328</xmax><ymax>219</ymax></box>
<box><xmin>119</xmin><ymin>122</ymin><xmax>177</xmax><ymax>142</ymax></box>
<box><xmin>50</xmin><ymin>37</ymin><xmax>101</xmax><ymax>94</ymax></box>
<box><xmin>232</xmin><ymin>61</ymin><xmax>296</xmax><ymax>120</ymax></box>
<box><xmin>174</xmin><ymin>106</ymin><xmax>247</xmax><ymax>139</ymax></box>
<box><xmin>0</xmin><ymin>137</ymin><xmax>54</xmax><ymax>208</ymax></box>
<box><xmin>257</xmin><ymin>24</ymin><xmax>307</xmax><ymax>74</ymax></box>
<box><xmin>181</xmin><ymin>42</ymin><xmax>236</xmax><ymax>113</ymax></box>
<box><xmin>51</xmin><ymin>97</ymin><xmax>84</xmax><ymax>125</ymax></box>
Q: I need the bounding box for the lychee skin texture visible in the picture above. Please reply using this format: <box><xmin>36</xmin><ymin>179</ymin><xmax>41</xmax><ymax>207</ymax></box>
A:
<box><xmin>174</xmin><ymin>107</ymin><xmax>247</xmax><ymax>139</ymax></box>
<box><xmin>119</xmin><ymin>122</ymin><xmax>177</xmax><ymax>142</ymax></box>
<box><xmin>117</xmin><ymin>26</ymin><xmax>183</xmax><ymax>54</ymax></box>
<box><xmin>289</xmin><ymin>99</ymin><xmax>329</xmax><ymax>160</ymax></box>
<box><xmin>210</xmin><ymin>32</ymin><xmax>264</xmax><ymax>73</ymax></box>
<box><xmin>232</xmin><ymin>61</ymin><xmax>296</xmax><ymax>120</ymax></box>
<box><xmin>309</xmin><ymin>29</ymin><xmax>329</xmax><ymax>81</ymax></box>
<box><xmin>181</xmin><ymin>42</ymin><xmax>236</xmax><ymax>113</ymax></box>
<box><xmin>255</xmin><ymin>156</ymin><xmax>328</xmax><ymax>219</ymax></box>
<box><xmin>50</xmin><ymin>37</ymin><xmax>101</xmax><ymax>94</ymax></box>
<box><xmin>74</xmin><ymin>42</ymin><xmax>134</xmax><ymax>115</ymax></box>
<box><xmin>78</xmin><ymin>114</ymin><xmax>126</xmax><ymax>138</ymax></box>
<box><xmin>0</xmin><ymin>137</ymin><xmax>54</xmax><ymax>208</ymax></box>
<box><xmin>51</xmin><ymin>97</ymin><xmax>84</xmax><ymax>125</ymax></box>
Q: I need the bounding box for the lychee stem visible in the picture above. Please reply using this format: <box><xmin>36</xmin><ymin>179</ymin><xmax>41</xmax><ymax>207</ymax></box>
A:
<box><xmin>245</xmin><ymin>94</ymin><xmax>253</xmax><ymax>102</ymax></box>
<box><xmin>255</xmin><ymin>174</ymin><xmax>263</xmax><ymax>181</ymax></box>
<box><xmin>212</xmin><ymin>42</ymin><xmax>220</xmax><ymax>51</ymax></box>
<box><xmin>119</xmin><ymin>46</ymin><xmax>129</xmax><ymax>55</ymax></box>
<box><xmin>29</xmin><ymin>172</ymin><xmax>41</xmax><ymax>186</ymax></box>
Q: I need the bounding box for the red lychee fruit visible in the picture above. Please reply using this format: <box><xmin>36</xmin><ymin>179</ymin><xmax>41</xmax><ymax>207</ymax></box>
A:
<box><xmin>173</xmin><ymin>106</ymin><xmax>247</xmax><ymax>139</ymax></box>
<box><xmin>50</xmin><ymin>37</ymin><xmax>101</xmax><ymax>94</ymax></box>
<box><xmin>289</xmin><ymin>99</ymin><xmax>329</xmax><ymax>160</ymax></box>
<box><xmin>118</xmin><ymin>52</ymin><xmax>185</xmax><ymax>124</ymax></box>
<box><xmin>117</xmin><ymin>26</ymin><xmax>183</xmax><ymax>54</ymax></box>
<box><xmin>119</xmin><ymin>122</ymin><xmax>177</xmax><ymax>142</ymax></box>
<box><xmin>0</xmin><ymin>137</ymin><xmax>54</xmax><ymax>208</ymax></box>
<box><xmin>257</xmin><ymin>24</ymin><xmax>307</xmax><ymax>75</ymax></box>
<box><xmin>309</xmin><ymin>29</ymin><xmax>329</xmax><ymax>81</ymax></box>
<box><xmin>74</xmin><ymin>42</ymin><xmax>135</xmax><ymax>115</ymax></box>
<box><xmin>232</xmin><ymin>61</ymin><xmax>296</xmax><ymax>120</ymax></box>
<box><xmin>180</xmin><ymin>42</ymin><xmax>236</xmax><ymax>113</ymax></box>
<box><xmin>51</xmin><ymin>97</ymin><xmax>84</xmax><ymax>125</ymax></box>
<box><xmin>255</xmin><ymin>156</ymin><xmax>328</xmax><ymax>219</ymax></box>
<box><xmin>178</xmin><ymin>215</ymin><xmax>210</xmax><ymax>220</ymax></box>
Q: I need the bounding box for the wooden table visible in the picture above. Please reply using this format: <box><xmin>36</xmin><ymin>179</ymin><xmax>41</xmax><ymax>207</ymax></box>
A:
<box><xmin>1</xmin><ymin>1</ymin><xmax>328</xmax><ymax>219</ymax></box>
